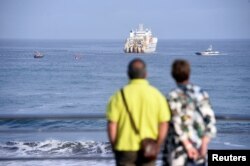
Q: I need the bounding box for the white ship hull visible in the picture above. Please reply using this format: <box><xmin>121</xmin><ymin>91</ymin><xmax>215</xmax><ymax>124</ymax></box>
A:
<box><xmin>196</xmin><ymin>51</ymin><xmax>219</xmax><ymax>56</ymax></box>
<box><xmin>143</xmin><ymin>38</ymin><xmax>158</xmax><ymax>53</ymax></box>
<box><xmin>124</xmin><ymin>38</ymin><xmax>157</xmax><ymax>53</ymax></box>
<box><xmin>195</xmin><ymin>45</ymin><xmax>220</xmax><ymax>56</ymax></box>
<box><xmin>124</xmin><ymin>24</ymin><xmax>158</xmax><ymax>54</ymax></box>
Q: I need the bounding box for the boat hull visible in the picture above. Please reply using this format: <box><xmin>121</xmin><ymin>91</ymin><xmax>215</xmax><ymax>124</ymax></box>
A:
<box><xmin>124</xmin><ymin>38</ymin><xmax>157</xmax><ymax>54</ymax></box>
<box><xmin>196</xmin><ymin>51</ymin><xmax>220</xmax><ymax>56</ymax></box>
<box><xmin>196</xmin><ymin>45</ymin><xmax>220</xmax><ymax>56</ymax></box>
<box><xmin>124</xmin><ymin>24</ymin><xmax>158</xmax><ymax>54</ymax></box>
<box><xmin>34</xmin><ymin>56</ymin><xmax>44</xmax><ymax>58</ymax></box>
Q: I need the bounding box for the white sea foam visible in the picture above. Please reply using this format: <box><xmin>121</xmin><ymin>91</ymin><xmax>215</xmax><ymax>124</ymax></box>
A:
<box><xmin>0</xmin><ymin>140</ymin><xmax>112</xmax><ymax>157</ymax></box>
<box><xmin>0</xmin><ymin>159</ymin><xmax>164</xmax><ymax>166</ymax></box>
<box><xmin>224</xmin><ymin>142</ymin><xmax>245</xmax><ymax>147</ymax></box>
<box><xmin>0</xmin><ymin>160</ymin><xmax>116</xmax><ymax>166</ymax></box>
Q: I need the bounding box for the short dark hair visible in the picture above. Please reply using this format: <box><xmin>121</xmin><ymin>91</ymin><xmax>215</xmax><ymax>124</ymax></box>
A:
<box><xmin>171</xmin><ymin>59</ymin><xmax>190</xmax><ymax>83</ymax></box>
<box><xmin>128</xmin><ymin>58</ymin><xmax>146</xmax><ymax>79</ymax></box>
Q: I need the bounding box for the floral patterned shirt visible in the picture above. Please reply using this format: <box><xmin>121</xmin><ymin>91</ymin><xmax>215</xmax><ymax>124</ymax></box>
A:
<box><xmin>167</xmin><ymin>83</ymin><xmax>216</xmax><ymax>149</ymax></box>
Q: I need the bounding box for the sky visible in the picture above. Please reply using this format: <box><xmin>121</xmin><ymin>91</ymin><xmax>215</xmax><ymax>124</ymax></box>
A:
<box><xmin>0</xmin><ymin>0</ymin><xmax>249</xmax><ymax>39</ymax></box>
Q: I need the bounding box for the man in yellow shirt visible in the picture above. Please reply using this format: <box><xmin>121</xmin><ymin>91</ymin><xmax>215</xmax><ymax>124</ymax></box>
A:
<box><xmin>106</xmin><ymin>58</ymin><xmax>171</xmax><ymax>166</ymax></box>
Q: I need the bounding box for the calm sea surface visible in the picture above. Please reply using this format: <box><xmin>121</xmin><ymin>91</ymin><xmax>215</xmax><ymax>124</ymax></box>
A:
<box><xmin>0</xmin><ymin>39</ymin><xmax>249</xmax><ymax>165</ymax></box>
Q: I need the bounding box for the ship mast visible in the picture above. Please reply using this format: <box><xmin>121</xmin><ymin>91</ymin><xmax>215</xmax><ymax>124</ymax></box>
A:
<box><xmin>138</xmin><ymin>24</ymin><xmax>144</xmax><ymax>31</ymax></box>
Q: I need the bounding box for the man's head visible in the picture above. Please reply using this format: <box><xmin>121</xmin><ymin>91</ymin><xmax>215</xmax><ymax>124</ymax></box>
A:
<box><xmin>128</xmin><ymin>58</ymin><xmax>147</xmax><ymax>79</ymax></box>
<box><xmin>171</xmin><ymin>59</ymin><xmax>191</xmax><ymax>83</ymax></box>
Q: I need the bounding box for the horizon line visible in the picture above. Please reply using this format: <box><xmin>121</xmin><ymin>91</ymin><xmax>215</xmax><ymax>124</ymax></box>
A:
<box><xmin>0</xmin><ymin>38</ymin><xmax>250</xmax><ymax>41</ymax></box>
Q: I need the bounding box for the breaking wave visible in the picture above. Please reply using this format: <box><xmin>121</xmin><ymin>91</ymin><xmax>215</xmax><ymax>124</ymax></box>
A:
<box><xmin>0</xmin><ymin>140</ymin><xmax>112</xmax><ymax>157</ymax></box>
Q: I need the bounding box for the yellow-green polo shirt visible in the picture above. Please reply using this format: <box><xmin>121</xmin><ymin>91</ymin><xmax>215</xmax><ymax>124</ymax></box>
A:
<box><xmin>106</xmin><ymin>79</ymin><xmax>170</xmax><ymax>151</ymax></box>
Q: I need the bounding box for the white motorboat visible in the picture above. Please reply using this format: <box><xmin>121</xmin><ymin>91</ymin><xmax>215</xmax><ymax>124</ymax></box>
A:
<box><xmin>124</xmin><ymin>24</ymin><xmax>158</xmax><ymax>53</ymax></box>
<box><xmin>34</xmin><ymin>51</ymin><xmax>44</xmax><ymax>58</ymax></box>
<box><xmin>196</xmin><ymin>45</ymin><xmax>220</xmax><ymax>56</ymax></box>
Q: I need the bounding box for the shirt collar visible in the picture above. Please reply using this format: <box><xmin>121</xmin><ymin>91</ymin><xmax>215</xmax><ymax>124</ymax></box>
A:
<box><xmin>129</xmin><ymin>79</ymin><xmax>149</xmax><ymax>85</ymax></box>
<box><xmin>177</xmin><ymin>83</ymin><xmax>192</xmax><ymax>90</ymax></box>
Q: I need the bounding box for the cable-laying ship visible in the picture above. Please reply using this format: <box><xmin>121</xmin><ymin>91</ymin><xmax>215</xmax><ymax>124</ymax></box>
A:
<box><xmin>124</xmin><ymin>24</ymin><xmax>158</xmax><ymax>53</ymax></box>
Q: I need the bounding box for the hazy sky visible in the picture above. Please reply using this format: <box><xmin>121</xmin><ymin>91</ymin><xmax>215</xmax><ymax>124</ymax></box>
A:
<box><xmin>0</xmin><ymin>0</ymin><xmax>249</xmax><ymax>39</ymax></box>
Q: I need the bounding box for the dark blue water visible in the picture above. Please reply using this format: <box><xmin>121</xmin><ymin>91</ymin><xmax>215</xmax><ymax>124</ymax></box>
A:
<box><xmin>0</xmin><ymin>39</ymin><xmax>249</xmax><ymax>165</ymax></box>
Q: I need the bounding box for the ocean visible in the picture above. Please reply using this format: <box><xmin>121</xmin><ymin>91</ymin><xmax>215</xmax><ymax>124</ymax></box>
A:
<box><xmin>0</xmin><ymin>39</ymin><xmax>249</xmax><ymax>166</ymax></box>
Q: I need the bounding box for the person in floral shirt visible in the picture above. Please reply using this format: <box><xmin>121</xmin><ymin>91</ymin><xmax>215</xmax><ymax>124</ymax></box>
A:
<box><xmin>162</xmin><ymin>59</ymin><xmax>216</xmax><ymax>166</ymax></box>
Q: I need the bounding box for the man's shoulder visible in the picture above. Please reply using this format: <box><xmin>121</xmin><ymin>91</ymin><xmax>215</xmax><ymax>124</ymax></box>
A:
<box><xmin>126</xmin><ymin>82</ymin><xmax>165</xmax><ymax>96</ymax></box>
<box><xmin>109</xmin><ymin>89</ymin><xmax>122</xmax><ymax>101</ymax></box>
<box><xmin>147</xmin><ymin>84</ymin><xmax>166</xmax><ymax>97</ymax></box>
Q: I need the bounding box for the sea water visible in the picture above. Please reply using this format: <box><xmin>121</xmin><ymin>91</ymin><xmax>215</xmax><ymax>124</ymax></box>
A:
<box><xmin>0</xmin><ymin>39</ymin><xmax>249</xmax><ymax>166</ymax></box>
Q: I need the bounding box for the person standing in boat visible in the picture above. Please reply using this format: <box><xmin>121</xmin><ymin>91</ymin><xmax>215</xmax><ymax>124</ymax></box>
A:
<box><xmin>162</xmin><ymin>59</ymin><xmax>217</xmax><ymax>166</ymax></box>
<box><xmin>106</xmin><ymin>58</ymin><xmax>171</xmax><ymax>166</ymax></box>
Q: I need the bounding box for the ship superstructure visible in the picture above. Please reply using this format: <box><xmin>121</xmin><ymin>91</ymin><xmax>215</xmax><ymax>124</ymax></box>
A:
<box><xmin>124</xmin><ymin>24</ymin><xmax>158</xmax><ymax>53</ymax></box>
